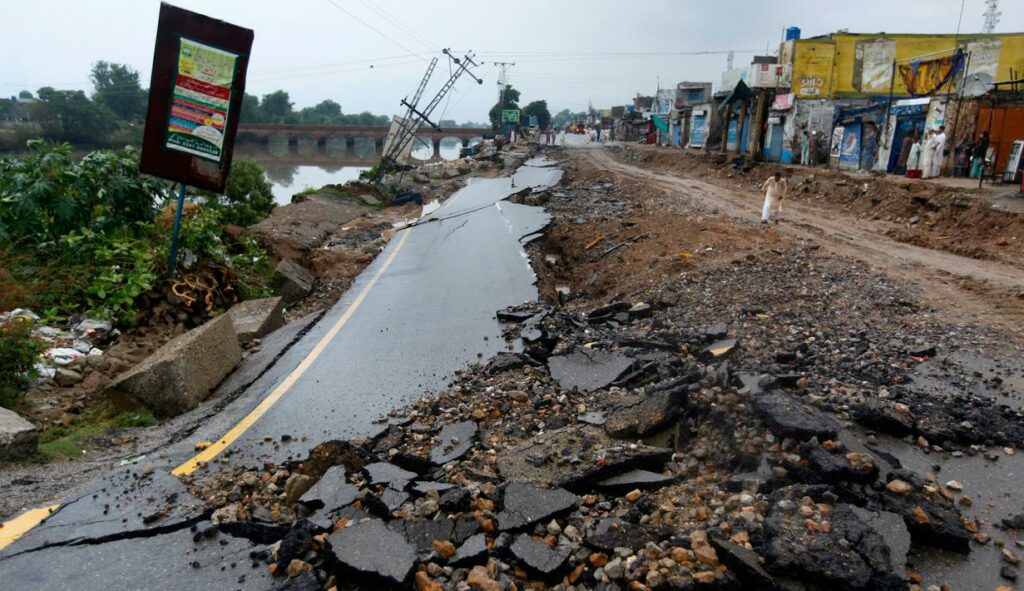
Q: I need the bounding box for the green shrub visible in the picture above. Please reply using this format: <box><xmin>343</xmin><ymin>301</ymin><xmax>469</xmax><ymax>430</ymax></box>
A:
<box><xmin>0</xmin><ymin>322</ymin><xmax>42</xmax><ymax>409</ymax></box>
<box><xmin>201</xmin><ymin>159</ymin><xmax>275</xmax><ymax>227</ymax></box>
<box><xmin>0</xmin><ymin>141</ymin><xmax>164</xmax><ymax>246</ymax></box>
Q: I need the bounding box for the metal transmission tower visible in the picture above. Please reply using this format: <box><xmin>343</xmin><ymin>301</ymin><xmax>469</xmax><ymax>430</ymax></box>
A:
<box><xmin>493</xmin><ymin>61</ymin><xmax>515</xmax><ymax>112</ymax></box>
<box><xmin>982</xmin><ymin>0</ymin><xmax>1000</xmax><ymax>33</ymax></box>
<box><xmin>373</xmin><ymin>50</ymin><xmax>483</xmax><ymax>182</ymax></box>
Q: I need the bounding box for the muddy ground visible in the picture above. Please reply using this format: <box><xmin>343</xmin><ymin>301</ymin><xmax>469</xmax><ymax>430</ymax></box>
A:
<box><xmin>164</xmin><ymin>145</ymin><xmax>1024</xmax><ymax>590</ymax></box>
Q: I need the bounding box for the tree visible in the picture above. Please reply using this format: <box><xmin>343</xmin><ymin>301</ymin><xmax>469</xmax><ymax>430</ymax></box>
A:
<box><xmin>552</xmin><ymin>109</ymin><xmax>574</xmax><ymax>128</ymax></box>
<box><xmin>240</xmin><ymin>93</ymin><xmax>262</xmax><ymax>124</ymax></box>
<box><xmin>90</xmin><ymin>61</ymin><xmax>147</xmax><ymax>120</ymax></box>
<box><xmin>260</xmin><ymin>90</ymin><xmax>294</xmax><ymax>123</ymax></box>
<box><xmin>18</xmin><ymin>90</ymin><xmax>33</xmax><ymax>100</ymax></box>
<box><xmin>31</xmin><ymin>90</ymin><xmax>117</xmax><ymax>144</ymax></box>
<box><xmin>521</xmin><ymin>100</ymin><xmax>551</xmax><ymax>130</ymax></box>
<box><xmin>488</xmin><ymin>85</ymin><xmax>521</xmax><ymax>130</ymax></box>
<box><xmin>36</xmin><ymin>87</ymin><xmax>57</xmax><ymax>101</ymax></box>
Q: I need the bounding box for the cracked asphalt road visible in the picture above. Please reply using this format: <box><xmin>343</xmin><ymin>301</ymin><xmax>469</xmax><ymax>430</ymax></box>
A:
<box><xmin>0</xmin><ymin>161</ymin><xmax>562</xmax><ymax>590</ymax></box>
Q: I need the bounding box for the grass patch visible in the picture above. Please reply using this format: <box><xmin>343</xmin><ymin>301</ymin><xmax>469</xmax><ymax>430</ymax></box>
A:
<box><xmin>36</xmin><ymin>408</ymin><xmax>158</xmax><ymax>462</ymax></box>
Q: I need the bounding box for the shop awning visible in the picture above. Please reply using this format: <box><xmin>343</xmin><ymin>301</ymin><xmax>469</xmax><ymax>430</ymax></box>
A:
<box><xmin>718</xmin><ymin>80</ymin><xmax>752</xmax><ymax>111</ymax></box>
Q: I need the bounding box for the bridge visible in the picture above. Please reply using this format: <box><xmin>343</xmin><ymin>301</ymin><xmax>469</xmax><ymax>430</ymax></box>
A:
<box><xmin>235</xmin><ymin>124</ymin><xmax>493</xmax><ymax>161</ymax></box>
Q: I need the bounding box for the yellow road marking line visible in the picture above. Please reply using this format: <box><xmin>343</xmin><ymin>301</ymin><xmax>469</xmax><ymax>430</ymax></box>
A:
<box><xmin>172</xmin><ymin>227</ymin><xmax>412</xmax><ymax>476</ymax></box>
<box><xmin>0</xmin><ymin>505</ymin><xmax>60</xmax><ymax>552</ymax></box>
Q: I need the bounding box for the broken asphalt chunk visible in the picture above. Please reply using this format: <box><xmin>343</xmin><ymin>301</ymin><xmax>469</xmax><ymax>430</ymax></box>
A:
<box><xmin>710</xmin><ymin>537</ymin><xmax>785</xmax><ymax>591</ymax></box>
<box><xmin>764</xmin><ymin>495</ymin><xmax>909</xmax><ymax>590</ymax></box>
<box><xmin>450</xmin><ymin>532</ymin><xmax>489</xmax><ymax>566</ymax></box>
<box><xmin>329</xmin><ymin>518</ymin><xmax>416</xmax><ymax>587</ymax></box>
<box><xmin>596</xmin><ymin>469</ymin><xmax>676</xmax><ymax>495</ymax></box>
<box><xmin>547</xmin><ymin>348</ymin><xmax>634</xmax><ymax>391</ymax></box>
<box><xmin>297</xmin><ymin>465</ymin><xmax>359</xmax><ymax>512</ymax></box>
<box><xmin>752</xmin><ymin>390</ymin><xmax>841</xmax><ymax>441</ymax></box>
<box><xmin>429</xmin><ymin>420</ymin><xmax>478</xmax><ymax>465</ymax></box>
<box><xmin>496</xmin><ymin>426</ymin><xmax>673</xmax><ymax>492</ymax></box>
<box><xmin>585</xmin><ymin>517</ymin><xmax>647</xmax><ymax>552</ymax></box>
<box><xmin>363</xmin><ymin>462</ymin><xmax>417</xmax><ymax>489</ymax></box>
<box><xmin>388</xmin><ymin>515</ymin><xmax>478</xmax><ymax>555</ymax></box>
<box><xmin>487</xmin><ymin>351</ymin><xmax>537</xmax><ymax>374</ymax></box>
<box><xmin>496</xmin><ymin>482</ymin><xmax>577</xmax><ymax>531</ymax></box>
<box><xmin>509</xmin><ymin>534</ymin><xmax>571</xmax><ymax>581</ymax></box>
<box><xmin>604</xmin><ymin>386</ymin><xmax>687</xmax><ymax>439</ymax></box>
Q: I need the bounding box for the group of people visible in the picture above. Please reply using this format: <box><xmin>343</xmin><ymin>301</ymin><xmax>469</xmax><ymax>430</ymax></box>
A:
<box><xmin>896</xmin><ymin>125</ymin><xmax>947</xmax><ymax>178</ymax></box>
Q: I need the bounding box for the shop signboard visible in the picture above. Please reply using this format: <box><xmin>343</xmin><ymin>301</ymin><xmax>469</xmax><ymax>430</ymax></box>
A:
<box><xmin>138</xmin><ymin>3</ymin><xmax>253</xmax><ymax>276</ymax></box>
<box><xmin>140</xmin><ymin>3</ymin><xmax>253</xmax><ymax>192</ymax></box>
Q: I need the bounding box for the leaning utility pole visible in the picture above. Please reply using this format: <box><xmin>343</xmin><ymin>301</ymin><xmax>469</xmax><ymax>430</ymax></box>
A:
<box><xmin>373</xmin><ymin>49</ymin><xmax>483</xmax><ymax>182</ymax></box>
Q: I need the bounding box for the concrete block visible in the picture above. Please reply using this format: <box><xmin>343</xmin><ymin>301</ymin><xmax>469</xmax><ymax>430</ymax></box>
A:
<box><xmin>0</xmin><ymin>406</ymin><xmax>38</xmax><ymax>460</ymax></box>
<box><xmin>227</xmin><ymin>297</ymin><xmax>284</xmax><ymax>345</ymax></box>
<box><xmin>104</xmin><ymin>314</ymin><xmax>242</xmax><ymax>417</ymax></box>
<box><xmin>275</xmin><ymin>258</ymin><xmax>314</xmax><ymax>303</ymax></box>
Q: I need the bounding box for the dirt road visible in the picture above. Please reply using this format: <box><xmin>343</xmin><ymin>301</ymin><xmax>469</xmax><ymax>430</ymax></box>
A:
<box><xmin>584</xmin><ymin>148</ymin><xmax>1024</xmax><ymax>331</ymax></box>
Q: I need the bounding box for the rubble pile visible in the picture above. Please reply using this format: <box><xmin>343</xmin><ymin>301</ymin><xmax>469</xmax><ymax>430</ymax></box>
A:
<box><xmin>182</xmin><ymin>294</ymin><xmax>1015</xmax><ymax>589</ymax></box>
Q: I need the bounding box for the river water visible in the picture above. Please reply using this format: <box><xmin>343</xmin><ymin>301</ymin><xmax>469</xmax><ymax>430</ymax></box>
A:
<box><xmin>236</xmin><ymin>140</ymin><xmax>463</xmax><ymax>205</ymax></box>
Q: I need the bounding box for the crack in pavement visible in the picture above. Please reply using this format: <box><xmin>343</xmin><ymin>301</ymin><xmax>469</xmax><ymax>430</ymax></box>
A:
<box><xmin>0</xmin><ymin>510</ymin><xmax>211</xmax><ymax>561</ymax></box>
<box><xmin>442</xmin><ymin>218</ymin><xmax>470</xmax><ymax>241</ymax></box>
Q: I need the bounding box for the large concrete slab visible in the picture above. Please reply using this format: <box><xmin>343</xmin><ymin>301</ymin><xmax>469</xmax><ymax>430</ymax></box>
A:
<box><xmin>104</xmin><ymin>313</ymin><xmax>242</xmax><ymax>417</ymax></box>
<box><xmin>0</xmin><ymin>407</ymin><xmax>37</xmax><ymax>460</ymax></box>
<box><xmin>227</xmin><ymin>296</ymin><xmax>284</xmax><ymax>345</ymax></box>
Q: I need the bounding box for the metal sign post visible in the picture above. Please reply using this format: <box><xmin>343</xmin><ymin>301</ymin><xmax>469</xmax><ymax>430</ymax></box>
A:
<box><xmin>138</xmin><ymin>3</ymin><xmax>253</xmax><ymax>275</ymax></box>
<box><xmin>167</xmin><ymin>184</ymin><xmax>188</xmax><ymax>276</ymax></box>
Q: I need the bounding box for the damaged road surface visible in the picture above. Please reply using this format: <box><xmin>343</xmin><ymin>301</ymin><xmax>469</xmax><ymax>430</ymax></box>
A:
<box><xmin>0</xmin><ymin>161</ymin><xmax>561</xmax><ymax>589</ymax></box>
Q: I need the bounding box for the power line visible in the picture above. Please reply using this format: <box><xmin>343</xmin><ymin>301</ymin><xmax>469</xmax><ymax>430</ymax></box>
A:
<box><xmin>356</xmin><ymin>0</ymin><xmax>438</xmax><ymax>52</ymax></box>
<box><xmin>322</xmin><ymin>0</ymin><xmax>427</xmax><ymax>61</ymax></box>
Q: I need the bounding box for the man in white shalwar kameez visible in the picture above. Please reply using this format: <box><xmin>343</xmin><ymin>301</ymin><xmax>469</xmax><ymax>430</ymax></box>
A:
<box><xmin>920</xmin><ymin>129</ymin><xmax>937</xmax><ymax>179</ymax></box>
<box><xmin>928</xmin><ymin>126</ymin><xmax>947</xmax><ymax>179</ymax></box>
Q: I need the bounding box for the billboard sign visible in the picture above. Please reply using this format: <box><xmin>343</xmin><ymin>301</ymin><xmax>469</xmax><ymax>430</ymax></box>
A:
<box><xmin>140</xmin><ymin>3</ymin><xmax>253</xmax><ymax>193</ymax></box>
<box><xmin>501</xmin><ymin>109</ymin><xmax>521</xmax><ymax>123</ymax></box>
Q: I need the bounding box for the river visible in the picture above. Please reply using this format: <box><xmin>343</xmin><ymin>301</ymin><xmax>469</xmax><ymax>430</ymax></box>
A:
<box><xmin>236</xmin><ymin>140</ymin><xmax>463</xmax><ymax>205</ymax></box>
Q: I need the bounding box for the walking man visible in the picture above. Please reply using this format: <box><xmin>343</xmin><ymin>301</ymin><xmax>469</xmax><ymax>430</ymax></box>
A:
<box><xmin>760</xmin><ymin>171</ymin><xmax>787</xmax><ymax>225</ymax></box>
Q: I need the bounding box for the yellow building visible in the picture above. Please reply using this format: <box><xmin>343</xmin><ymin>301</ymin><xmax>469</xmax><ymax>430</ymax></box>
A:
<box><xmin>782</xmin><ymin>31</ymin><xmax>1024</xmax><ymax>99</ymax></box>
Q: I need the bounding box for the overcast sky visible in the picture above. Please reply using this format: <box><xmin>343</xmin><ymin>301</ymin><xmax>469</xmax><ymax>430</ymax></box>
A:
<box><xmin>3</xmin><ymin>0</ymin><xmax>1021</xmax><ymax>123</ymax></box>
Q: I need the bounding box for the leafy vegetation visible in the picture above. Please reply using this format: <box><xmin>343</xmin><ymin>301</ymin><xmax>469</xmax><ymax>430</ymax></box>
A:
<box><xmin>522</xmin><ymin>100</ymin><xmax>552</xmax><ymax>130</ymax></box>
<box><xmin>239</xmin><ymin>91</ymin><xmax>390</xmax><ymax>126</ymax></box>
<box><xmin>89</xmin><ymin>61</ymin><xmax>148</xmax><ymax>121</ymax></box>
<box><xmin>200</xmin><ymin>159</ymin><xmax>276</xmax><ymax>227</ymax></box>
<box><xmin>31</xmin><ymin>90</ymin><xmax>118</xmax><ymax>145</ymax></box>
<box><xmin>0</xmin><ymin>142</ymin><xmax>276</xmax><ymax>321</ymax></box>
<box><xmin>0</xmin><ymin>322</ymin><xmax>42</xmax><ymax>409</ymax></box>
